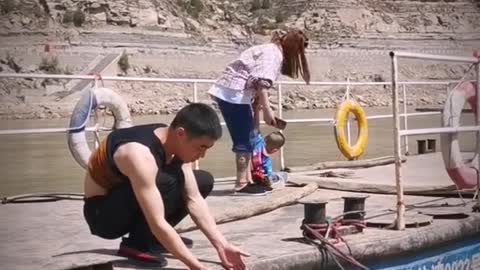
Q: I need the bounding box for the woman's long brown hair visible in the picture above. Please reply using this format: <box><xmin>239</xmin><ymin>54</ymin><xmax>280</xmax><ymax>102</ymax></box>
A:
<box><xmin>272</xmin><ymin>30</ymin><xmax>311</xmax><ymax>84</ymax></box>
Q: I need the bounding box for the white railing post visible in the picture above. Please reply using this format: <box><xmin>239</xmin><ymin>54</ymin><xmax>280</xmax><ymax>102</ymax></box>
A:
<box><xmin>278</xmin><ymin>83</ymin><xmax>285</xmax><ymax>170</ymax></box>
<box><xmin>93</xmin><ymin>79</ymin><xmax>101</xmax><ymax>149</ymax></box>
<box><xmin>93</xmin><ymin>111</ymin><xmax>101</xmax><ymax>149</ymax></box>
<box><xmin>402</xmin><ymin>84</ymin><xmax>409</xmax><ymax>155</ymax></box>
<box><xmin>475</xmin><ymin>61</ymin><xmax>480</xmax><ymax>206</ymax></box>
<box><xmin>193</xmin><ymin>82</ymin><xmax>200</xmax><ymax>170</ymax></box>
<box><xmin>387</xmin><ymin>50</ymin><xmax>477</xmax><ymax>229</ymax></box>
<box><xmin>390</xmin><ymin>52</ymin><xmax>405</xmax><ymax>230</ymax></box>
<box><xmin>346</xmin><ymin>77</ymin><xmax>352</xmax><ymax>145</ymax></box>
<box><xmin>193</xmin><ymin>82</ymin><xmax>198</xmax><ymax>101</ymax></box>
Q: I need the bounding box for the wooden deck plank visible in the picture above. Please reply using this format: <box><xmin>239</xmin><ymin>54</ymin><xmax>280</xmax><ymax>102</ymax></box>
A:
<box><xmin>1</xmin><ymin>153</ymin><xmax>479</xmax><ymax>270</ymax></box>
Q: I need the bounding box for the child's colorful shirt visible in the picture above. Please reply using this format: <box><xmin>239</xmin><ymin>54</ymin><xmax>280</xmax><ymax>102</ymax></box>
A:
<box><xmin>251</xmin><ymin>132</ymin><xmax>273</xmax><ymax>181</ymax></box>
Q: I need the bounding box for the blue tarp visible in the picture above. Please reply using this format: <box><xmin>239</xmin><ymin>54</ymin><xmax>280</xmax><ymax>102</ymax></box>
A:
<box><xmin>369</xmin><ymin>237</ymin><xmax>480</xmax><ymax>270</ymax></box>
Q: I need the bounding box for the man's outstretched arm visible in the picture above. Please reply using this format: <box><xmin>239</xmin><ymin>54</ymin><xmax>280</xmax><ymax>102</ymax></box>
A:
<box><xmin>182</xmin><ymin>163</ymin><xmax>250</xmax><ymax>270</ymax></box>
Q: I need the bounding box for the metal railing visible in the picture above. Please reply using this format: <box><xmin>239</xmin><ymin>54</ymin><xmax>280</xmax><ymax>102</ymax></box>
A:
<box><xmin>0</xmin><ymin>72</ymin><xmax>461</xmax><ymax>169</ymax></box>
<box><xmin>390</xmin><ymin>51</ymin><xmax>480</xmax><ymax>230</ymax></box>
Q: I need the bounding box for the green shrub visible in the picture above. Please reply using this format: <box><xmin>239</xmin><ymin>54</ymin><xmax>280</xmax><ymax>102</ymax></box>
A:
<box><xmin>63</xmin><ymin>10</ymin><xmax>74</xmax><ymax>24</ymax></box>
<box><xmin>251</xmin><ymin>0</ymin><xmax>271</xmax><ymax>11</ymax></box>
<box><xmin>64</xmin><ymin>65</ymin><xmax>73</xmax><ymax>75</ymax></box>
<box><xmin>1</xmin><ymin>0</ymin><xmax>16</xmax><ymax>14</ymax></box>
<box><xmin>143</xmin><ymin>65</ymin><xmax>152</xmax><ymax>74</ymax></box>
<box><xmin>262</xmin><ymin>0</ymin><xmax>271</xmax><ymax>9</ymax></box>
<box><xmin>73</xmin><ymin>9</ymin><xmax>85</xmax><ymax>27</ymax></box>
<box><xmin>251</xmin><ymin>0</ymin><xmax>262</xmax><ymax>11</ymax></box>
<box><xmin>186</xmin><ymin>0</ymin><xmax>203</xmax><ymax>18</ymax></box>
<box><xmin>39</xmin><ymin>56</ymin><xmax>60</xmax><ymax>74</ymax></box>
<box><xmin>6</xmin><ymin>54</ymin><xmax>21</xmax><ymax>73</ymax></box>
<box><xmin>33</xmin><ymin>7</ymin><xmax>43</xmax><ymax>18</ymax></box>
<box><xmin>275</xmin><ymin>11</ymin><xmax>287</xmax><ymax>23</ymax></box>
<box><xmin>118</xmin><ymin>50</ymin><xmax>130</xmax><ymax>73</ymax></box>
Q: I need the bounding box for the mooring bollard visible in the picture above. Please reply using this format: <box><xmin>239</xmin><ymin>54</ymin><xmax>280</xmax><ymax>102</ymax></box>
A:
<box><xmin>299</xmin><ymin>199</ymin><xmax>328</xmax><ymax>225</ymax></box>
<box><xmin>342</xmin><ymin>195</ymin><xmax>369</xmax><ymax>220</ymax></box>
<box><xmin>417</xmin><ymin>139</ymin><xmax>436</xmax><ymax>154</ymax></box>
<box><xmin>417</xmin><ymin>139</ymin><xmax>427</xmax><ymax>154</ymax></box>
<box><xmin>427</xmin><ymin>139</ymin><xmax>436</xmax><ymax>152</ymax></box>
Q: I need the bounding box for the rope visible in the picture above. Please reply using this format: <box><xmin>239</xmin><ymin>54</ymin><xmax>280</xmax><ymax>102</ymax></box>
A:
<box><xmin>1</xmin><ymin>76</ymin><xmax>106</xmax><ymax>205</ymax></box>
<box><xmin>334</xmin><ymin>76</ymin><xmax>359</xmax><ymax>129</ymax></box>
<box><xmin>67</xmin><ymin>74</ymin><xmax>106</xmax><ymax>133</ymax></box>
<box><xmin>1</xmin><ymin>192</ymin><xmax>84</xmax><ymax>204</ymax></box>
<box><xmin>89</xmin><ymin>73</ymin><xmax>105</xmax><ymax>88</ymax></box>
<box><xmin>92</xmin><ymin>97</ymin><xmax>108</xmax><ymax>148</ymax></box>
<box><xmin>301</xmin><ymin>211</ymin><xmax>369</xmax><ymax>270</ymax></box>
<box><xmin>61</xmin><ymin>74</ymin><xmax>104</xmax><ymax>133</ymax></box>
<box><xmin>301</xmin><ymin>222</ymin><xmax>369</xmax><ymax>270</ymax></box>
<box><xmin>341</xmin><ymin>77</ymin><xmax>354</xmax><ymax>102</ymax></box>
<box><xmin>69</xmin><ymin>89</ymin><xmax>94</xmax><ymax>132</ymax></box>
<box><xmin>302</xmin><ymin>200</ymin><xmax>474</xmax><ymax>268</ymax></box>
<box><xmin>68</xmin><ymin>74</ymin><xmax>110</xmax><ymax>135</ymax></box>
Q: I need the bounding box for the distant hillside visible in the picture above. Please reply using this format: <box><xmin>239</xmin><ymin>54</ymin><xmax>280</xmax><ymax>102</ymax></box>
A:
<box><xmin>0</xmin><ymin>0</ymin><xmax>479</xmax><ymax>120</ymax></box>
<box><xmin>1</xmin><ymin>0</ymin><xmax>479</xmax><ymax>49</ymax></box>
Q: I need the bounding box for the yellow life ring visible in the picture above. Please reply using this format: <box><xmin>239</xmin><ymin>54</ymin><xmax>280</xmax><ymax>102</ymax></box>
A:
<box><xmin>334</xmin><ymin>100</ymin><xmax>369</xmax><ymax>160</ymax></box>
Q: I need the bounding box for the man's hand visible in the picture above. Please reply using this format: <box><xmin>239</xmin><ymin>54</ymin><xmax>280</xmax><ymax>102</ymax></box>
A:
<box><xmin>217</xmin><ymin>243</ymin><xmax>250</xmax><ymax>270</ymax></box>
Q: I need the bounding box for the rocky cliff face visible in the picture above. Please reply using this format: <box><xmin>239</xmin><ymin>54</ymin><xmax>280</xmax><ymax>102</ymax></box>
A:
<box><xmin>0</xmin><ymin>0</ymin><xmax>479</xmax><ymax>120</ymax></box>
<box><xmin>1</xmin><ymin>0</ymin><xmax>479</xmax><ymax>48</ymax></box>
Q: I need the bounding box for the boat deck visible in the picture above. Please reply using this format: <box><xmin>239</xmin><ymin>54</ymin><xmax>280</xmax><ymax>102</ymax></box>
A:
<box><xmin>1</xmin><ymin>153</ymin><xmax>479</xmax><ymax>270</ymax></box>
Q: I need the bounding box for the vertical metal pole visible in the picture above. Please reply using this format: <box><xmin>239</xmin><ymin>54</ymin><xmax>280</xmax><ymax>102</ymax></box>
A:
<box><xmin>390</xmin><ymin>52</ymin><xmax>405</xmax><ymax>230</ymax></box>
<box><xmin>93</xmin><ymin>79</ymin><xmax>100</xmax><ymax>149</ymax></box>
<box><xmin>93</xmin><ymin>113</ymin><xmax>101</xmax><ymax>149</ymax></box>
<box><xmin>346</xmin><ymin>78</ymin><xmax>352</xmax><ymax>145</ymax></box>
<box><xmin>402</xmin><ymin>84</ymin><xmax>409</xmax><ymax>155</ymax></box>
<box><xmin>475</xmin><ymin>62</ymin><xmax>480</xmax><ymax>206</ymax></box>
<box><xmin>278</xmin><ymin>83</ymin><xmax>285</xmax><ymax>170</ymax></box>
<box><xmin>193</xmin><ymin>82</ymin><xmax>198</xmax><ymax>102</ymax></box>
<box><xmin>193</xmin><ymin>82</ymin><xmax>200</xmax><ymax>170</ymax></box>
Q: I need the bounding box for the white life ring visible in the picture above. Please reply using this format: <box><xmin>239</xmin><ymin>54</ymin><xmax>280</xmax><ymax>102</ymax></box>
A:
<box><xmin>440</xmin><ymin>81</ymin><xmax>478</xmax><ymax>189</ymax></box>
<box><xmin>67</xmin><ymin>87</ymin><xmax>133</xmax><ymax>169</ymax></box>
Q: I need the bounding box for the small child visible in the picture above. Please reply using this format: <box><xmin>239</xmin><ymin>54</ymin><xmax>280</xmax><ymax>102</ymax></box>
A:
<box><xmin>251</xmin><ymin>130</ymin><xmax>288</xmax><ymax>190</ymax></box>
<box><xmin>251</xmin><ymin>98</ymin><xmax>288</xmax><ymax>190</ymax></box>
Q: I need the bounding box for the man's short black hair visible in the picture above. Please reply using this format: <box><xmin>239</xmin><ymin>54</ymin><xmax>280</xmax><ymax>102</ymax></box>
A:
<box><xmin>170</xmin><ymin>103</ymin><xmax>222</xmax><ymax>140</ymax></box>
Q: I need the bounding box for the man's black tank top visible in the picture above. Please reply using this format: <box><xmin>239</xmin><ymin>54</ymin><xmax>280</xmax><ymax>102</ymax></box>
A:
<box><xmin>103</xmin><ymin>123</ymin><xmax>182</xmax><ymax>186</ymax></box>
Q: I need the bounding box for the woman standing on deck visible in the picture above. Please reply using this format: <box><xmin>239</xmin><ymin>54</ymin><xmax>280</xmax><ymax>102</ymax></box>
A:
<box><xmin>208</xmin><ymin>29</ymin><xmax>311</xmax><ymax>195</ymax></box>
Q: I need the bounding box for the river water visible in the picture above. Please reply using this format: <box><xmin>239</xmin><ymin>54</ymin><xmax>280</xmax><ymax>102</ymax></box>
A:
<box><xmin>0</xmin><ymin>108</ymin><xmax>475</xmax><ymax>197</ymax></box>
